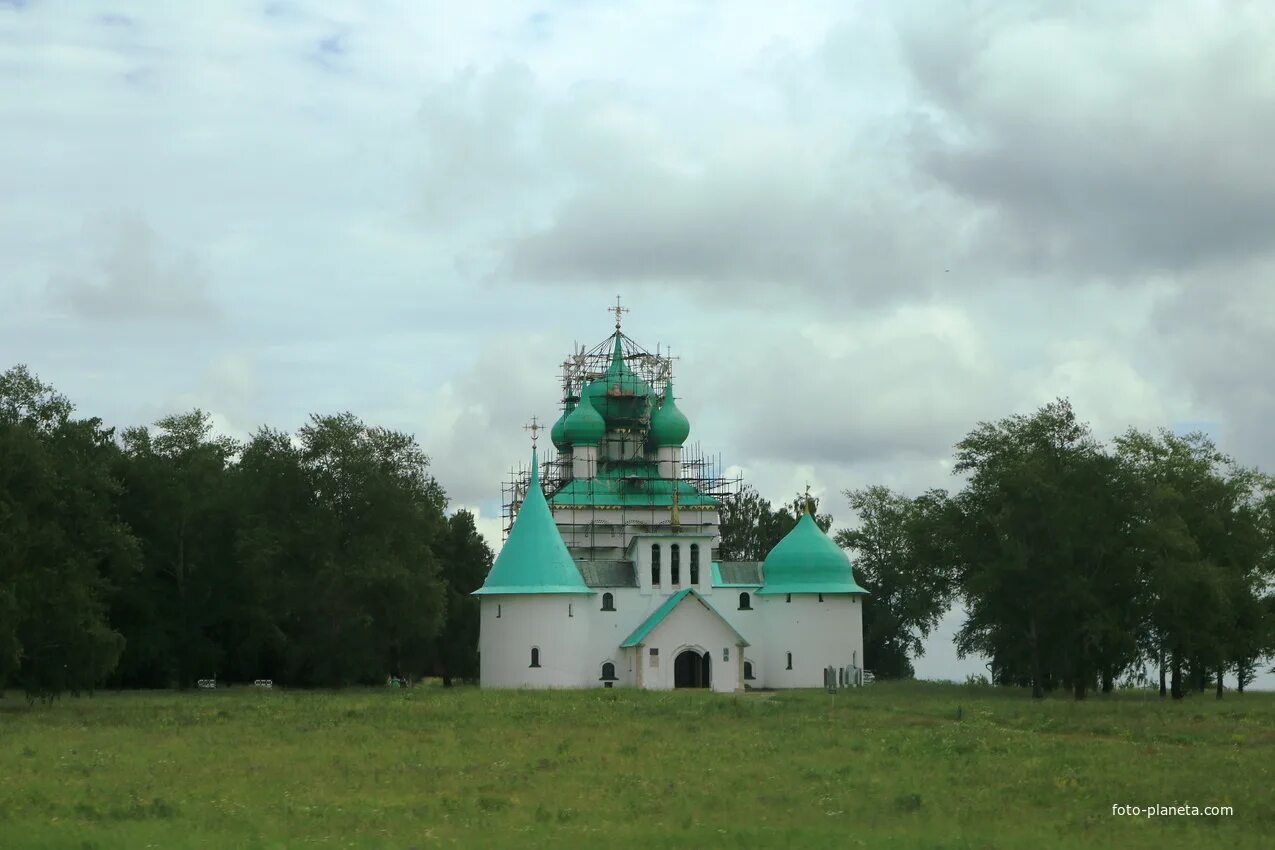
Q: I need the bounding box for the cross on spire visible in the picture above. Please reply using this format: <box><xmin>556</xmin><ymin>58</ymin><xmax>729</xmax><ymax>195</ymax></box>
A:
<box><xmin>803</xmin><ymin>483</ymin><xmax>813</xmax><ymax>515</ymax></box>
<box><xmin>523</xmin><ymin>416</ymin><xmax>543</xmax><ymax>448</ymax></box>
<box><xmin>609</xmin><ymin>294</ymin><xmax>629</xmax><ymax>329</ymax></box>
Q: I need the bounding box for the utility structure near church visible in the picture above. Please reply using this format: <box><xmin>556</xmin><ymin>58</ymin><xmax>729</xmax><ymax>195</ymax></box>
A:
<box><xmin>475</xmin><ymin>301</ymin><xmax>868</xmax><ymax>691</ymax></box>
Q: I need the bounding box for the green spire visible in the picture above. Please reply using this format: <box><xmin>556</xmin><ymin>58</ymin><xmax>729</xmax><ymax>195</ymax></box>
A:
<box><xmin>563</xmin><ymin>386</ymin><xmax>605</xmax><ymax>446</ymax></box>
<box><xmin>650</xmin><ymin>377</ymin><xmax>690</xmax><ymax>447</ymax></box>
<box><xmin>757</xmin><ymin>512</ymin><xmax>869</xmax><ymax>596</ymax></box>
<box><xmin>474</xmin><ymin>447</ymin><xmax>593</xmax><ymax>596</ymax></box>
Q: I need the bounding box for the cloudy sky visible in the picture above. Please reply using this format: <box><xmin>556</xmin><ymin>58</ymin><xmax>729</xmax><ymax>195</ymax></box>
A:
<box><xmin>3</xmin><ymin>1</ymin><xmax>1273</xmax><ymax>685</ymax></box>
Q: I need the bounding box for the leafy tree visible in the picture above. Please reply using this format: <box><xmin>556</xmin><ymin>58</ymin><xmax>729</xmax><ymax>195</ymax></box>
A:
<box><xmin>284</xmin><ymin>413</ymin><xmax>448</xmax><ymax>685</ymax></box>
<box><xmin>835</xmin><ymin>486</ymin><xmax>956</xmax><ymax>678</ymax></box>
<box><xmin>1116</xmin><ymin>430</ymin><xmax>1275</xmax><ymax>699</ymax></box>
<box><xmin>950</xmin><ymin>400</ymin><xmax>1139</xmax><ymax>699</ymax></box>
<box><xmin>428</xmin><ymin>510</ymin><xmax>493</xmax><ymax>686</ymax></box>
<box><xmin>0</xmin><ymin>366</ymin><xmax>138</xmax><ymax>700</ymax></box>
<box><xmin>111</xmin><ymin>411</ymin><xmax>239</xmax><ymax>688</ymax></box>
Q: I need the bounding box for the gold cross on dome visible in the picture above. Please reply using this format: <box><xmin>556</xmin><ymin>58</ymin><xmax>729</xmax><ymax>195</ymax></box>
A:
<box><xmin>609</xmin><ymin>294</ymin><xmax>629</xmax><ymax>328</ymax></box>
<box><xmin>523</xmin><ymin>416</ymin><xmax>543</xmax><ymax>448</ymax></box>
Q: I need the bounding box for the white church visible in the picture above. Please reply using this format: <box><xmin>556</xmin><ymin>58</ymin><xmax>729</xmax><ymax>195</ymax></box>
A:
<box><xmin>474</xmin><ymin>311</ymin><xmax>868</xmax><ymax>692</ymax></box>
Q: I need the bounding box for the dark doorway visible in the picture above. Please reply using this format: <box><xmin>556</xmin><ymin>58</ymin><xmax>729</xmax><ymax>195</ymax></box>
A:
<box><xmin>674</xmin><ymin>649</ymin><xmax>711</xmax><ymax>688</ymax></box>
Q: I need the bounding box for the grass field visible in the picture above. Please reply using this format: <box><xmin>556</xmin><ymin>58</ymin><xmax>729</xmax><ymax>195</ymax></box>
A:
<box><xmin>1</xmin><ymin>681</ymin><xmax>1271</xmax><ymax>849</ymax></box>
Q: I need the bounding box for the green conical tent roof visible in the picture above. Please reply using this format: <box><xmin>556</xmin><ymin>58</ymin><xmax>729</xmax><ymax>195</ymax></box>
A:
<box><xmin>650</xmin><ymin>378</ymin><xmax>690</xmax><ymax>447</ymax></box>
<box><xmin>757</xmin><ymin>511</ymin><xmax>869</xmax><ymax>596</ymax></box>
<box><xmin>473</xmin><ymin>448</ymin><xmax>593</xmax><ymax>596</ymax></box>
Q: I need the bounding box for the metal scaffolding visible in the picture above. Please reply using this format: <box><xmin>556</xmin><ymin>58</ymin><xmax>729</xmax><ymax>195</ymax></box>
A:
<box><xmin>500</xmin><ymin>330</ymin><xmax>741</xmax><ymax>551</ymax></box>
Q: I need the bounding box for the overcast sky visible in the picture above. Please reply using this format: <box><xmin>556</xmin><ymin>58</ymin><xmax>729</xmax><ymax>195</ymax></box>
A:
<box><xmin>3</xmin><ymin>1</ymin><xmax>1273</xmax><ymax>687</ymax></box>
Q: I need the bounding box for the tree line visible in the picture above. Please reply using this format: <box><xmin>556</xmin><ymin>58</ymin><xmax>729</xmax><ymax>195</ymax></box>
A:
<box><xmin>4</xmin><ymin>362</ymin><xmax>1272</xmax><ymax>701</ymax></box>
<box><xmin>1</xmin><ymin>365</ymin><xmax>491</xmax><ymax>700</ymax></box>
<box><xmin>722</xmin><ymin>400</ymin><xmax>1275</xmax><ymax>699</ymax></box>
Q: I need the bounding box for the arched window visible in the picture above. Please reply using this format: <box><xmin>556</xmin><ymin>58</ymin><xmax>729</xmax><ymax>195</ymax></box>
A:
<box><xmin>689</xmin><ymin>544</ymin><xmax>700</xmax><ymax>584</ymax></box>
<box><xmin>738</xmin><ymin>592</ymin><xmax>751</xmax><ymax>610</ymax></box>
<box><xmin>530</xmin><ymin>647</ymin><xmax>541</xmax><ymax>668</ymax></box>
<box><xmin>600</xmin><ymin>661</ymin><xmax>617</xmax><ymax>682</ymax></box>
<box><xmin>651</xmin><ymin>544</ymin><xmax>661</xmax><ymax>586</ymax></box>
<box><xmin>670</xmin><ymin>544</ymin><xmax>681</xmax><ymax>584</ymax></box>
<box><xmin>601</xmin><ymin>592</ymin><xmax>615</xmax><ymax>611</ymax></box>
<box><xmin>744</xmin><ymin>661</ymin><xmax>755</xmax><ymax>680</ymax></box>
<box><xmin>785</xmin><ymin>652</ymin><xmax>793</xmax><ymax>670</ymax></box>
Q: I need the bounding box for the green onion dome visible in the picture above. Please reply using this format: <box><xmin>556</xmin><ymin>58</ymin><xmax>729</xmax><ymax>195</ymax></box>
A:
<box><xmin>586</xmin><ymin>332</ymin><xmax>651</xmax><ymax>428</ymax></box>
<box><xmin>563</xmin><ymin>386</ymin><xmax>605</xmax><ymax>446</ymax></box>
<box><xmin>650</xmin><ymin>378</ymin><xmax>690</xmax><ymax>447</ymax></box>
<box><xmin>758</xmin><ymin>512</ymin><xmax>869</xmax><ymax>596</ymax></box>
<box><xmin>550</xmin><ymin>397</ymin><xmax>576</xmax><ymax>451</ymax></box>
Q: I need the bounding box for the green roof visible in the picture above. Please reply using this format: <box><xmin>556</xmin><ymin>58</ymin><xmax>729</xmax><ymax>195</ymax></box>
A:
<box><xmin>474</xmin><ymin>448</ymin><xmax>594</xmax><ymax>596</ymax></box>
<box><xmin>711</xmin><ymin>561</ymin><xmax>763</xmax><ymax>587</ymax></box>
<box><xmin>757</xmin><ymin>512</ymin><xmax>869</xmax><ymax>596</ymax></box>
<box><xmin>549</xmin><ymin>474</ymin><xmax>719</xmax><ymax>508</ymax></box>
<box><xmin>620</xmin><ymin>588</ymin><xmax>749</xmax><ymax>648</ymax></box>
<box><xmin>577</xmin><ymin>560</ymin><xmax>637</xmax><ymax>587</ymax></box>
<box><xmin>650</xmin><ymin>377</ymin><xmax>690</xmax><ymax>447</ymax></box>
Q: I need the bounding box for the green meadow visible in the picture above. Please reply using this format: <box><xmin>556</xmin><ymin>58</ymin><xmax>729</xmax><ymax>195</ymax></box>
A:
<box><xmin>0</xmin><ymin>681</ymin><xmax>1271</xmax><ymax>849</ymax></box>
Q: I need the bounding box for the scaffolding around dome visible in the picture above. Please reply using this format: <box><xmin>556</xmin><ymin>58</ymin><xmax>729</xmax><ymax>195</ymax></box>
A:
<box><xmin>500</xmin><ymin>329</ymin><xmax>741</xmax><ymax>556</ymax></box>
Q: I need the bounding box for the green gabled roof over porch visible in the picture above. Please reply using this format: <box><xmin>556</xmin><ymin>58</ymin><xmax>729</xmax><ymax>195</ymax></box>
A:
<box><xmin>620</xmin><ymin>588</ymin><xmax>749</xmax><ymax>648</ymax></box>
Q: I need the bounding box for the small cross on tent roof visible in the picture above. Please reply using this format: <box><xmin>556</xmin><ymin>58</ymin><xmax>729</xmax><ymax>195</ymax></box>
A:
<box><xmin>523</xmin><ymin>416</ymin><xmax>543</xmax><ymax>448</ymax></box>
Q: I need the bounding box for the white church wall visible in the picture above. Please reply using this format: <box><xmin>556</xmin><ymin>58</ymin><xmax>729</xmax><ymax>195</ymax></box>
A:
<box><xmin>587</xmin><ymin>588</ymin><xmax>645</xmax><ymax>687</ymax></box>
<box><xmin>757</xmin><ymin>594</ymin><xmax>864</xmax><ymax>689</ymax></box>
<box><xmin>478</xmin><ymin>596</ymin><xmax>594</xmax><ymax>688</ymax></box>
<box><xmin>715</xmin><ymin>589</ymin><xmax>763</xmax><ymax>684</ymax></box>
<box><xmin>478</xmin><ymin>586</ymin><xmax>864</xmax><ymax>691</ymax></box>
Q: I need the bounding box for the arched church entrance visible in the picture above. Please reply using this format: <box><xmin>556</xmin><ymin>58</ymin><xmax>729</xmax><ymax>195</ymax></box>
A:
<box><xmin>674</xmin><ymin>649</ymin><xmax>711</xmax><ymax>688</ymax></box>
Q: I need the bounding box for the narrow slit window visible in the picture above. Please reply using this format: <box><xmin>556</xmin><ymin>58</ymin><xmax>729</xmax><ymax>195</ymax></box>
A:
<box><xmin>689</xmin><ymin>544</ymin><xmax>700</xmax><ymax>584</ymax></box>
<box><xmin>651</xmin><ymin>544</ymin><xmax>661</xmax><ymax>586</ymax></box>
<box><xmin>530</xmin><ymin>647</ymin><xmax>541</xmax><ymax>668</ymax></box>
<box><xmin>670</xmin><ymin>544</ymin><xmax>681</xmax><ymax>584</ymax></box>
<box><xmin>496</xmin><ymin>604</ymin><xmax>501</xmax><ymax>618</ymax></box>
<box><xmin>785</xmin><ymin>652</ymin><xmax>793</xmax><ymax>670</ymax></box>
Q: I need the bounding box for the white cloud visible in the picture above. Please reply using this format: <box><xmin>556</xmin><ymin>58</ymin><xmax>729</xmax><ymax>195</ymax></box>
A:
<box><xmin>2</xmin><ymin>1</ymin><xmax>1273</xmax><ymax>683</ymax></box>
